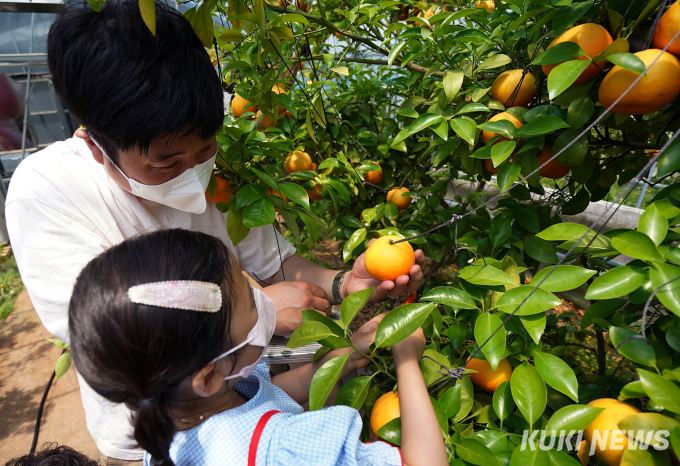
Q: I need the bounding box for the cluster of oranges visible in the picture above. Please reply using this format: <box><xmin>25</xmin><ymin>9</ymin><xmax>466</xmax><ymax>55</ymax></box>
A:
<box><xmin>231</xmin><ymin>84</ymin><xmax>291</xmax><ymax>129</ymax></box>
<box><xmin>283</xmin><ymin>150</ymin><xmax>323</xmax><ymax>200</ymax></box>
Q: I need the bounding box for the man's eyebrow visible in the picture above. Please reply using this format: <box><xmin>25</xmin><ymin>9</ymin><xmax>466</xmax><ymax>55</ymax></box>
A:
<box><xmin>151</xmin><ymin>142</ymin><xmax>214</xmax><ymax>163</ymax></box>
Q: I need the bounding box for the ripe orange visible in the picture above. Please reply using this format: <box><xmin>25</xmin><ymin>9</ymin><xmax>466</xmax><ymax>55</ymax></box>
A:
<box><xmin>598</xmin><ymin>49</ymin><xmax>680</xmax><ymax>114</ymax></box>
<box><xmin>476</xmin><ymin>0</ymin><xmax>494</xmax><ymax>11</ymax></box>
<box><xmin>386</xmin><ymin>187</ymin><xmax>412</xmax><ymax>210</ymax></box>
<box><xmin>231</xmin><ymin>94</ymin><xmax>257</xmax><ymax>118</ymax></box>
<box><xmin>284</xmin><ymin>150</ymin><xmax>313</xmax><ymax>173</ymax></box>
<box><xmin>370</xmin><ymin>391</ymin><xmax>401</xmax><ymax>439</ymax></box>
<box><xmin>577</xmin><ymin>440</ymin><xmax>590</xmax><ymax>466</ymax></box>
<box><xmin>537</xmin><ymin>146</ymin><xmax>570</xmax><ymax>179</ymax></box>
<box><xmin>652</xmin><ymin>1</ymin><xmax>680</xmax><ymax>56</ymax></box>
<box><xmin>364</xmin><ymin>162</ymin><xmax>383</xmax><ymax>184</ymax></box>
<box><xmin>583</xmin><ymin>398</ymin><xmax>641</xmax><ymax>466</ymax></box>
<box><xmin>482</xmin><ymin>112</ymin><xmax>524</xmax><ymax>144</ymax></box>
<box><xmin>206</xmin><ymin>175</ymin><xmax>233</xmax><ymax>203</ymax></box>
<box><xmin>364</xmin><ymin>235</ymin><xmax>416</xmax><ymax>282</ymax></box>
<box><xmin>306</xmin><ymin>183</ymin><xmax>322</xmax><ymax>200</ymax></box>
<box><xmin>311</xmin><ymin>162</ymin><xmax>317</xmax><ymax>172</ymax></box>
<box><xmin>542</xmin><ymin>24</ymin><xmax>613</xmax><ymax>84</ymax></box>
<box><xmin>491</xmin><ymin>69</ymin><xmax>536</xmax><ymax>107</ymax></box>
<box><xmin>484</xmin><ymin>158</ymin><xmax>501</xmax><ymax>175</ymax></box>
<box><xmin>256</xmin><ymin>110</ymin><xmax>276</xmax><ymax>129</ymax></box>
<box><xmin>467</xmin><ymin>357</ymin><xmax>512</xmax><ymax>392</ymax></box>
<box><xmin>266</xmin><ymin>188</ymin><xmax>287</xmax><ymax>202</ymax></box>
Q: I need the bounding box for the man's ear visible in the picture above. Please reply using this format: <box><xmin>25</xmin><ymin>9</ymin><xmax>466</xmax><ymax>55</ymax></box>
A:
<box><xmin>76</xmin><ymin>129</ymin><xmax>104</xmax><ymax>165</ymax></box>
<box><xmin>191</xmin><ymin>363</ymin><xmax>224</xmax><ymax>398</ymax></box>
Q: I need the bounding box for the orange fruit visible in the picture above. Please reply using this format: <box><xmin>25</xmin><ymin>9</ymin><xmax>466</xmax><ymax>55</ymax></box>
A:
<box><xmin>467</xmin><ymin>357</ymin><xmax>512</xmax><ymax>392</ymax></box>
<box><xmin>397</xmin><ymin>5</ymin><xmax>420</xmax><ymax>21</ymax></box>
<box><xmin>482</xmin><ymin>112</ymin><xmax>524</xmax><ymax>144</ymax></box>
<box><xmin>537</xmin><ymin>146</ymin><xmax>570</xmax><ymax>179</ymax></box>
<box><xmin>231</xmin><ymin>94</ymin><xmax>257</xmax><ymax>118</ymax></box>
<box><xmin>491</xmin><ymin>69</ymin><xmax>536</xmax><ymax>107</ymax></box>
<box><xmin>306</xmin><ymin>183</ymin><xmax>322</xmax><ymax>200</ymax></box>
<box><xmin>311</xmin><ymin>162</ymin><xmax>317</xmax><ymax>172</ymax></box>
<box><xmin>364</xmin><ymin>235</ymin><xmax>415</xmax><ymax>282</ymax></box>
<box><xmin>647</xmin><ymin>149</ymin><xmax>659</xmax><ymax>159</ymax></box>
<box><xmin>284</xmin><ymin>150</ymin><xmax>313</xmax><ymax>173</ymax></box>
<box><xmin>271</xmin><ymin>85</ymin><xmax>287</xmax><ymax>116</ymax></box>
<box><xmin>577</xmin><ymin>440</ymin><xmax>590</xmax><ymax>466</ymax></box>
<box><xmin>255</xmin><ymin>110</ymin><xmax>276</xmax><ymax>129</ymax></box>
<box><xmin>386</xmin><ymin>187</ymin><xmax>412</xmax><ymax>210</ymax></box>
<box><xmin>583</xmin><ymin>398</ymin><xmax>641</xmax><ymax>466</ymax></box>
<box><xmin>652</xmin><ymin>1</ymin><xmax>680</xmax><ymax>56</ymax></box>
<box><xmin>484</xmin><ymin>158</ymin><xmax>501</xmax><ymax>175</ymax></box>
<box><xmin>542</xmin><ymin>24</ymin><xmax>613</xmax><ymax>84</ymax></box>
<box><xmin>370</xmin><ymin>391</ymin><xmax>401</xmax><ymax>440</ymax></box>
<box><xmin>206</xmin><ymin>175</ymin><xmax>233</xmax><ymax>203</ymax></box>
<box><xmin>598</xmin><ymin>49</ymin><xmax>680</xmax><ymax>114</ymax></box>
<box><xmin>364</xmin><ymin>162</ymin><xmax>383</xmax><ymax>184</ymax></box>
<box><xmin>476</xmin><ymin>0</ymin><xmax>495</xmax><ymax>11</ymax></box>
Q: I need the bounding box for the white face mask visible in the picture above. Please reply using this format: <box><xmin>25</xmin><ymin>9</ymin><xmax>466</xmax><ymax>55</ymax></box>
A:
<box><xmin>210</xmin><ymin>288</ymin><xmax>276</xmax><ymax>381</ymax></box>
<box><xmin>91</xmin><ymin>137</ymin><xmax>216</xmax><ymax>214</ymax></box>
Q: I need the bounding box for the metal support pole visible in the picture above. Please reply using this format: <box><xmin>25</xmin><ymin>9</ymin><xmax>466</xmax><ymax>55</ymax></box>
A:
<box><xmin>20</xmin><ymin>13</ymin><xmax>36</xmax><ymax>160</ymax></box>
<box><xmin>635</xmin><ymin>161</ymin><xmax>657</xmax><ymax>209</ymax></box>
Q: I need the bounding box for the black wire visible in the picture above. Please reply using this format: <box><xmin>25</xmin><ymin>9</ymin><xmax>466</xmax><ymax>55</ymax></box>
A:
<box><xmin>273</xmin><ymin>224</ymin><xmax>286</xmax><ymax>282</ymax></box>
<box><xmin>29</xmin><ymin>370</ymin><xmax>56</xmax><ymax>455</ymax></box>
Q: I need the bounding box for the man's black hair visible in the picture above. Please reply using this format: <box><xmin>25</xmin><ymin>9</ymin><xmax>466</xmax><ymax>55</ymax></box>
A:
<box><xmin>48</xmin><ymin>0</ymin><xmax>223</xmax><ymax>163</ymax></box>
<box><xmin>5</xmin><ymin>444</ymin><xmax>98</xmax><ymax>466</ymax></box>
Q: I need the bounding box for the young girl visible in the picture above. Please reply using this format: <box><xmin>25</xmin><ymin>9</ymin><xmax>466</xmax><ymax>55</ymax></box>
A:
<box><xmin>68</xmin><ymin>229</ymin><xmax>447</xmax><ymax>466</ymax></box>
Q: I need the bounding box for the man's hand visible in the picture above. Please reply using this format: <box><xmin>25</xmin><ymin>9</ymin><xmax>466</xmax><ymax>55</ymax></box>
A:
<box><xmin>262</xmin><ymin>281</ymin><xmax>331</xmax><ymax>336</ymax></box>
<box><xmin>342</xmin><ymin>240</ymin><xmax>424</xmax><ymax>302</ymax></box>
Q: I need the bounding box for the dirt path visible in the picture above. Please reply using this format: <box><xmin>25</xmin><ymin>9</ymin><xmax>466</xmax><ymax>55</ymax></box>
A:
<box><xmin>0</xmin><ymin>289</ymin><xmax>98</xmax><ymax>463</ymax></box>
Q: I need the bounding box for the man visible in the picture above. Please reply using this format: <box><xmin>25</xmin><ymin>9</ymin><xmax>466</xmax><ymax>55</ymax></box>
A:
<box><xmin>5</xmin><ymin>1</ymin><xmax>423</xmax><ymax>464</ymax></box>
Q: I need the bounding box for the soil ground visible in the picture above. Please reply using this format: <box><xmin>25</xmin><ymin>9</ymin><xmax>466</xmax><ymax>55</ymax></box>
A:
<box><xmin>0</xmin><ymin>289</ymin><xmax>98</xmax><ymax>464</ymax></box>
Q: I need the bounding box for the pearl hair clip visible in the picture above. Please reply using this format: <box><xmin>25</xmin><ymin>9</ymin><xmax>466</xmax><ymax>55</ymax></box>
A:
<box><xmin>127</xmin><ymin>280</ymin><xmax>222</xmax><ymax>313</ymax></box>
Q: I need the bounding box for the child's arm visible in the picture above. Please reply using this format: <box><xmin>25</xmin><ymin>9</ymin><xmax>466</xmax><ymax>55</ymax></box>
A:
<box><xmin>271</xmin><ymin>313</ymin><xmax>384</xmax><ymax>404</ymax></box>
<box><xmin>392</xmin><ymin>328</ymin><xmax>448</xmax><ymax>466</ymax></box>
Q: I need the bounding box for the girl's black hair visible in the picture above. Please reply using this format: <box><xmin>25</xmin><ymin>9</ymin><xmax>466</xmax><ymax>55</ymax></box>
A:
<box><xmin>5</xmin><ymin>443</ymin><xmax>98</xmax><ymax>466</ymax></box>
<box><xmin>47</xmin><ymin>0</ymin><xmax>224</xmax><ymax>163</ymax></box>
<box><xmin>68</xmin><ymin>229</ymin><xmax>236</xmax><ymax>465</ymax></box>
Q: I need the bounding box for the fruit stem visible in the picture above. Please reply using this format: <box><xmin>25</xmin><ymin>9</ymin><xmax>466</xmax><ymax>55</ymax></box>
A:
<box><xmin>349</xmin><ymin>340</ymin><xmax>398</xmax><ymax>382</ymax></box>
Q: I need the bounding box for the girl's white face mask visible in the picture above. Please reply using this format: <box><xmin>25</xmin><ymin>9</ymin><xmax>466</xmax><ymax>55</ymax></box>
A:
<box><xmin>210</xmin><ymin>288</ymin><xmax>276</xmax><ymax>381</ymax></box>
<box><xmin>91</xmin><ymin>137</ymin><xmax>216</xmax><ymax>214</ymax></box>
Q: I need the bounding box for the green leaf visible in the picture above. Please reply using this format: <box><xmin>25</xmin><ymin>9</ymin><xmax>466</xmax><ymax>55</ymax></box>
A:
<box><xmin>309</xmin><ymin>353</ymin><xmax>350</xmax><ymax>410</ymax></box>
<box><xmin>493</xmin><ymin>380</ymin><xmax>515</xmax><ymax>423</ymax></box>
<box><xmin>545</xmin><ymin>404</ymin><xmax>604</xmax><ymax>432</ymax></box>
<box><xmin>554</xmin><ymin>128</ymin><xmax>589</xmax><ymax>167</ymax></box>
<box><xmin>509</xmin><ymin>445</ymin><xmax>551</xmax><ymax>466</ymax></box>
<box><xmin>392</xmin><ymin>114</ymin><xmax>443</xmax><ymax>146</ymax></box>
<box><xmin>611</xmin><ymin>231</ymin><xmax>665</xmax><ymax>262</ymax></box>
<box><xmin>474</xmin><ymin>313</ymin><xmax>506</xmax><ymax>370</ymax></box>
<box><xmin>490</xmin><ymin>216</ymin><xmax>512</xmax><ymax>248</ymax></box>
<box><xmin>619</xmin><ymin>412</ymin><xmax>680</xmax><ymax>448</ymax></box>
<box><xmin>226</xmin><ymin>202</ymin><xmax>250</xmax><ymax>246</ymax></box>
<box><xmin>650</xmin><ymin>263</ymin><xmax>680</xmax><ymax>316</ymax></box>
<box><xmin>552</xmin><ymin>1</ymin><xmax>594</xmax><ymax>35</ymax></box>
<box><xmin>459</xmin><ymin>266</ymin><xmax>516</xmax><ymax>288</ymax></box>
<box><xmin>638</xmin><ymin>369</ymin><xmax>680</xmax><ymax>414</ymax></box>
<box><xmin>532</xmin><ymin>352</ymin><xmax>578</xmax><ymax>401</ymax></box>
<box><xmin>340</xmin><ymin>287</ymin><xmax>373</xmax><ymax>327</ymax></box>
<box><xmin>450</xmin><ymin>118</ymin><xmax>477</xmax><ymax>145</ymax></box>
<box><xmin>420</xmin><ymin>287</ymin><xmax>477</xmax><ymax>309</ymax></box>
<box><xmin>497</xmin><ymin>162</ymin><xmax>521</xmax><ymax>193</ymax></box>
<box><xmin>440</xmin><ymin>385</ymin><xmax>462</xmax><ymax>418</ymax></box>
<box><xmin>243</xmin><ymin>199</ymin><xmax>276</xmax><ymax>228</ymax></box>
<box><xmin>138</xmin><ymin>0</ymin><xmax>156</xmax><ymax>35</ymax></box>
<box><xmin>420</xmin><ymin>349</ymin><xmax>453</xmax><ymax>386</ymax></box>
<box><xmin>521</xmin><ymin>313</ymin><xmax>546</xmax><ymax>345</ymax></box>
<box><xmin>536</xmin><ymin>222</ymin><xmax>589</xmax><ymax>241</ymax></box>
<box><xmin>496</xmin><ymin>286</ymin><xmax>561</xmax><ymax>316</ymax></box>
<box><xmin>375</xmin><ymin>303</ymin><xmax>436</xmax><ymax>348</ymax></box>
<box><xmin>387</xmin><ymin>41</ymin><xmax>407</xmax><ymax>66</ymax></box>
<box><xmin>531</xmin><ymin>42</ymin><xmax>584</xmax><ymax>65</ymax></box>
<box><xmin>301</xmin><ymin>310</ymin><xmax>348</xmax><ymax>349</ymax></box>
<box><xmin>250</xmin><ymin>167</ymin><xmax>278</xmax><ymax>191</ymax></box>
<box><xmin>638</xmin><ymin>204</ymin><xmax>668</xmax><ymax>246</ymax></box>
<box><xmin>54</xmin><ymin>350</ymin><xmax>72</xmax><ymax>379</ymax></box>
<box><xmin>531</xmin><ymin>265</ymin><xmax>597</xmax><ymax>292</ymax></box>
<box><xmin>279</xmin><ymin>182</ymin><xmax>310</xmax><ymax>211</ymax></box>
<box><xmin>477</xmin><ymin>120</ymin><xmax>518</xmax><ymax>139</ymax></box>
<box><xmin>443</xmin><ymin>70</ymin><xmax>465</xmax><ymax>102</ymax></box>
<box><xmin>523</xmin><ymin>235</ymin><xmax>559</xmax><ymax>264</ymax></box>
<box><xmin>330</xmin><ymin>66</ymin><xmax>349</xmax><ymax>76</ymax></box>
<box><xmin>219</xmin><ymin>29</ymin><xmax>245</xmax><ymax>41</ymax></box>
<box><xmin>510</xmin><ymin>361</ymin><xmax>547</xmax><ymax>425</ymax></box>
<box><xmin>477</xmin><ymin>54</ymin><xmax>512</xmax><ymax>72</ymax></box>
<box><xmin>581</xmin><ymin>299</ymin><xmax>626</xmax><ymax>329</ymax></box>
<box><xmin>606</xmin><ymin>53</ymin><xmax>647</xmax><ymax>76</ymax></box>
<box><xmin>610</xmin><ymin>326</ymin><xmax>657</xmax><ymax>368</ymax></box>
<box><xmin>517</xmin><ymin>117</ymin><xmax>570</xmax><ymax>137</ymax></box>
<box><xmin>236</xmin><ymin>184</ymin><xmax>267</xmax><ymax>209</ymax></box>
<box><xmin>46</xmin><ymin>337</ymin><xmax>70</xmax><ymax>350</ymax></box>
<box><xmin>548</xmin><ymin>59</ymin><xmax>592</xmax><ymax>100</ymax></box>
<box><xmin>567</xmin><ymin>95</ymin><xmax>595</xmax><ymax>128</ymax></box>
<box><xmin>192</xmin><ymin>2</ymin><xmax>215</xmax><ymax>47</ymax></box>
<box><xmin>620</xmin><ymin>448</ymin><xmax>673</xmax><ymax>466</ymax></box>
<box><xmin>455</xmin><ymin>375</ymin><xmax>475</xmax><ymax>422</ymax></box>
<box><xmin>287</xmin><ymin>321</ymin><xmax>335</xmax><ymax>348</ymax></box>
<box><xmin>343</xmin><ymin>228</ymin><xmax>367</xmax><ymax>262</ymax></box>
<box><xmin>456</xmin><ymin>103</ymin><xmax>490</xmax><ymax>114</ymax></box>
<box><xmin>336</xmin><ymin>376</ymin><xmax>373</xmax><ymax>410</ymax></box>
<box><xmin>456</xmin><ymin>438</ymin><xmax>501</xmax><ymax>466</ymax></box>
<box><xmin>491</xmin><ymin>141</ymin><xmax>517</xmax><ymax>167</ymax></box>
<box><xmin>585</xmin><ymin>266</ymin><xmax>647</xmax><ymax>300</ymax></box>
<box><xmin>376</xmin><ymin>417</ymin><xmax>402</xmax><ymax>445</ymax></box>
<box><xmin>271</xmin><ymin>13</ymin><xmax>310</xmax><ymax>26</ymax></box>
<box><xmin>448</xmin><ymin>321</ymin><xmax>468</xmax><ymax>349</ymax></box>
<box><xmin>657</xmin><ymin>138</ymin><xmax>680</xmax><ymax>177</ymax></box>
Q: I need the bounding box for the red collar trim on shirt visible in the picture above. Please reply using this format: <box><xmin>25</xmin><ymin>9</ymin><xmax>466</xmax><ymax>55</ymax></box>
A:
<box><xmin>248</xmin><ymin>410</ymin><xmax>281</xmax><ymax>466</ymax></box>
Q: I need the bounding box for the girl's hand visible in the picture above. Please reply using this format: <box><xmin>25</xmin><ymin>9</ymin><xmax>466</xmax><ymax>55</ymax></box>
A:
<box><xmin>348</xmin><ymin>313</ymin><xmax>385</xmax><ymax>370</ymax></box>
<box><xmin>392</xmin><ymin>327</ymin><xmax>426</xmax><ymax>365</ymax></box>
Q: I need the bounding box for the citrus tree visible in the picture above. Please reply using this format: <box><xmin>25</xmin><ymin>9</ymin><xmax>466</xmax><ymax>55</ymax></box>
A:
<box><xmin>136</xmin><ymin>0</ymin><xmax>680</xmax><ymax>463</ymax></box>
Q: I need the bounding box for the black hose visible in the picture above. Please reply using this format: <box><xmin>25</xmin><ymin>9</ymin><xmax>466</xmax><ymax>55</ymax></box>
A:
<box><xmin>29</xmin><ymin>370</ymin><xmax>56</xmax><ymax>455</ymax></box>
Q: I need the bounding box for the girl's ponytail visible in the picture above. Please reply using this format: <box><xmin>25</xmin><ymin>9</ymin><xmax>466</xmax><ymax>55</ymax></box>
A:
<box><xmin>135</xmin><ymin>398</ymin><xmax>176</xmax><ymax>466</ymax></box>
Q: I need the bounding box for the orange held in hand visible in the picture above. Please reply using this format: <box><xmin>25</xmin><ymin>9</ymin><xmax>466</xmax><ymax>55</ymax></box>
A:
<box><xmin>364</xmin><ymin>162</ymin><xmax>383</xmax><ymax>184</ymax></box>
<box><xmin>583</xmin><ymin>398</ymin><xmax>641</xmax><ymax>466</ymax></box>
<box><xmin>370</xmin><ymin>391</ymin><xmax>400</xmax><ymax>440</ymax></box>
<box><xmin>467</xmin><ymin>357</ymin><xmax>512</xmax><ymax>392</ymax></box>
<box><xmin>598</xmin><ymin>49</ymin><xmax>680</xmax><ymax>115</ymax></box>
<box><xmin>284</xmin><ymin>150</ymin><xmax>313</xmax><ymax>173</ymax></box>
<box><xmin>364</xmin><ymin>235</ymin><xmax>415</xmax><ymax>282</ymax></box>
<box><xmin>541</xmin><ymin>23</ymin><xmax>613</xmax><ymax>84</ymax></box>
<box><xmin>206</xmin><ymin>175</ymin><xmax>233</xmax><ymax>203</ymax></box>
<box><xmin>231</xmin><ymin>94</ymin><xmax>257</xmax><ymax>118</ymax></box>
<box><xmin>491</xmin><ymin>69</ymin><xmax>536</xmax><ymax>107</ymax></box>
<box><xmin>482</xmin><ymin>112</ymin><xmax>523</xmax><ymax>144</ymax></box>
<box><xmin>652</xmin><ymin>1</ymin><xmax>680</xmax><ymax>56</ymax></box>
<box><xmin>386</xmin><ymin>187</ymin><xmax>412</xmax><ymax>210</ymax></box>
